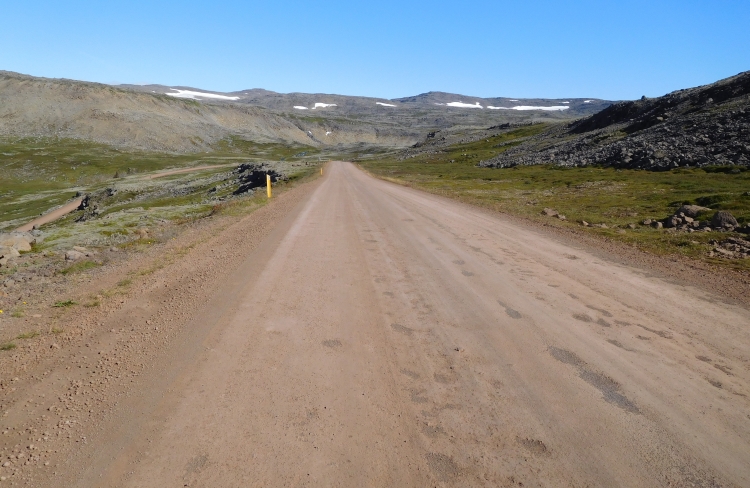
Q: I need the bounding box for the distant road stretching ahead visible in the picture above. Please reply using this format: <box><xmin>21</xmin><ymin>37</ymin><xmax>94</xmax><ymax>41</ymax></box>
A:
<box><xmin>85</xmin><ymin>162</ymin><xmax>750</xmax><ymax>486</ymax></box>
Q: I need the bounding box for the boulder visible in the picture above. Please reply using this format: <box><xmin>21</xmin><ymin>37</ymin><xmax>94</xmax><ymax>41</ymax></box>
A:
<box><xmin>0</xmin><ymin>246</ymin><xmax>20</xmax><ymax>258</ymax></box>
<box><xmin>675</xmin><ymin>205</ymin><xmax>711</xmax><ymax>218</ymax></box>
<box><xmin>541</xmin><ymin>208</ymin><xmax>558</xmax><ymax>217</ymax></box>
<box><xmin>0</xmin><ymin>232</ymin><xmax>34</xmax><ymax>252</ymax></box>
<box><xmin>651</xmin><ymin>221</ymin><xmax>663</xmax><ymax>229</ymax></box>
<box><xmin>711</xmin><ymin>211</ymin><xmax>738</xmax><ymax>228</ymax></box>
<box><xmin>65</xmin><ymin>250</ymin><xmax>86</xmax><ymax>261</ymax></box>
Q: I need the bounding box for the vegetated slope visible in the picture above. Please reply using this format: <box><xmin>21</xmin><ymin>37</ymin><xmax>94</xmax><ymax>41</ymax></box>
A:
<box><xmin>0</xmin><ymin>71</ymin><xmax>417</xmax><ymax>152</ymax></box>
<box><xmin>480</xmin><ymin>70</ymin><xmax>750</xmax><ymax>170</ymax></box>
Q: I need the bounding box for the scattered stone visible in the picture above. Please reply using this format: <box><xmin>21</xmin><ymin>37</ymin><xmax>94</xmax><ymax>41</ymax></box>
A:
<box><xmin>627</xmin><ymin>223</ymin><xmax>637</xmax><ymax>229</ymax></box>
<box><xmin>665</xmin><ymin>216</ymin><xmax>681</xmax><ymax>228</ymax></box>
<box><xmin>642</xmin><ymin>219</ymin><xmax>652</xmax><ymax>225</ymax></box>
<box><xmin>581</xmin><ymin>220</ymin><xmax>590</xmax><ymax>227</ymax></box>
<box><xmin>542</xmin><ymin>208</ymin><xmax>559</xmax><ymax>217</ymax></box>
<box><xmin>708</xmin><ymin>236</ymin><xmax>750</xmax><ymax>259</ymax></box>
<box><xmin>651</xmin><ymin>221</ymin><xmax>663</xmax><ymax>229</ymax></box>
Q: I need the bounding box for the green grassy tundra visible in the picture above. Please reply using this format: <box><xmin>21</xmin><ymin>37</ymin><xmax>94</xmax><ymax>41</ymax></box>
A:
<box><xmin>0</xmin><ymin>136</ymin><xmax>320</xmax><ymax>231</ymax></box>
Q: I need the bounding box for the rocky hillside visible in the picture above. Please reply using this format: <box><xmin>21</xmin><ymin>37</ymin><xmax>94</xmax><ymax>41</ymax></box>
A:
<box><xmin>480</xmin><ymin>71</ymin><xmax>750</xmax><ymax>170</ymax></box>
<box><xmin>0</xmin><ymin>72</ymin><xmax>418</xmax><ymax>152</ymax></box>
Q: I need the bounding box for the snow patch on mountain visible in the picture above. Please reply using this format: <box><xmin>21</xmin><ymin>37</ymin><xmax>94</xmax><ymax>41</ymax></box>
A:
<box><xmin>166</xmin><ymin>89</ymin><xmax>240</xmax><ymax>101</ymax></box>
<box><xmin>444</xmin><ymin>101</ymin><xmax>483</xmax><ymax>108</ymax></box>
<box><xmin>487</xmin><ymin>105</ymin><xmax>569</xmax><ymax>111</ymax></box>
<box><xmin>376</xmin><ymin>102</ymin><xmax>397</xmax><ymax>107</ymax></box>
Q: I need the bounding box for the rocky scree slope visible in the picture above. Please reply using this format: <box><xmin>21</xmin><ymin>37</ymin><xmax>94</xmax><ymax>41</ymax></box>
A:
<box><xmin>480</xmin><ymin>71</ymin><xmax>750</xmax><ymax>170</ymax></box>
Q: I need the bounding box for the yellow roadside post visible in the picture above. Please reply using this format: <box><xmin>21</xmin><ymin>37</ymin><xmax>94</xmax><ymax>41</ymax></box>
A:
<box><xmin>321</xmin><ymin>167</ymin><xmax>323</xmax><ymax>175</ymax></box>
<box><xmin>266</xmin><ymin>174</ymin><xmax>272</xmax><ymax>198</ymax></box>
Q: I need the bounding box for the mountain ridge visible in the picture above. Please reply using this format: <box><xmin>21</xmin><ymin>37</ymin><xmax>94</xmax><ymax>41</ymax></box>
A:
<box><xmin>1</xmin><ymin>69</ymin><xmax>612</xmax><ymax>153</ymax></box>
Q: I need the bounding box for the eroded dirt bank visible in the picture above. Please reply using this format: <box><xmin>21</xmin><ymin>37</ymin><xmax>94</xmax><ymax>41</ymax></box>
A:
<box><xmin>1</xmin><ymin>162</ymin><xmax>749</xmax><ymax>487</ymax></box>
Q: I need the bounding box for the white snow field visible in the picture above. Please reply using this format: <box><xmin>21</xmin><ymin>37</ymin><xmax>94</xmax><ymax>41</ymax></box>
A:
<box><xmin>444</xmin><ymin>101</ymin><xmax>483</xmax><ymax>108</ymax></box>
<box><xmin>487</xmin><ymin>105</ymin><xmax>570</xmax><ymax>111</ymax></box>
<box><xmin>376</xmin><ymin>102</ymin><xmax>397</xmax><ymax>107</ymax></box>
<box><xmin>312</xmin><ymin>103</ymin><xmax>337</xmax><ymax>109</ymax></box>
<box><xmin>165</xmin><ymin>89</ymin><xmax>240</xmax><ymax>101</ymax></box>
<box><xmin>293</xmin><ymin>106</ymin><xmax>309</xmax><ymax>110</ymax></box>
<box><xmin>583</xmin><ymin>100</ymin><xmax>594</xmax><ymax>103</ymax></box>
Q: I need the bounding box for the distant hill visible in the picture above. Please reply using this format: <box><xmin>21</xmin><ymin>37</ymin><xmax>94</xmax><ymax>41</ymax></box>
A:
<box><xmin>0</xmin><ymin>70</ymin><xmax>613</xmax><ymax>153</ymax></box>
<box><xmin>121</xmin><ymin>84</ymin><xmax>611</xmax><ymax>119</ymax></box>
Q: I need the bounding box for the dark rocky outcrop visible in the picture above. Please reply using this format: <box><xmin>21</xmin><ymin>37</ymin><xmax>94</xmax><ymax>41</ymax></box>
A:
<box><xmin>233</xmin><ymin>164</ymin><xmax>283</xmax><ymax>195</ymax></box>
<box><xmin>480</xmin><ymin>71</ymin><xmax>750</xmax><ymax>171</ymax></box>
<box><xmin>76</xmin><ymin>188</ymin><xmax>117</xmax><ymax>222</ymax></box>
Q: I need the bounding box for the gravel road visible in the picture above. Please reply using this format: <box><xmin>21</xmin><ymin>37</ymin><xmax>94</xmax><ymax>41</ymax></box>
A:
<box><xmin>15</xmin><ymin>198</ymin><xmax>83</xmax><ymax>232</ymax></box>
<box><xmin>6</xmin><ymin>162</ymin><xmax>749</xmax><ymax>486</ymax></box>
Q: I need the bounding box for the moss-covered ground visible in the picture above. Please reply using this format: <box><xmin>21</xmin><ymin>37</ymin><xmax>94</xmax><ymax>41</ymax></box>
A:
<box><xmin>0</xmin><ymin>136</ymin><xmax>319</xmax><ymax>229</ymax></box>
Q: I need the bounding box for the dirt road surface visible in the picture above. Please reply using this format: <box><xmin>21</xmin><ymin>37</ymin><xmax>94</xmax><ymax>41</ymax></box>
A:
<box><xmin>4</xmin><ymin>162</ymin><xmax>750</xmax><ymax>487</ymax></box>
<box><xmin>15</xmin><ymin>198</ymin><xmax>83</xmax><ymax>232</ymax></box>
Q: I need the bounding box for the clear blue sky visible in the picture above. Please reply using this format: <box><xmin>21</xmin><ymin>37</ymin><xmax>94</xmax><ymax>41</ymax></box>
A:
<box><xmin>2</xmin><ymin>0</ymin><xmax>748</xmax><ymax>100</ymax></box>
